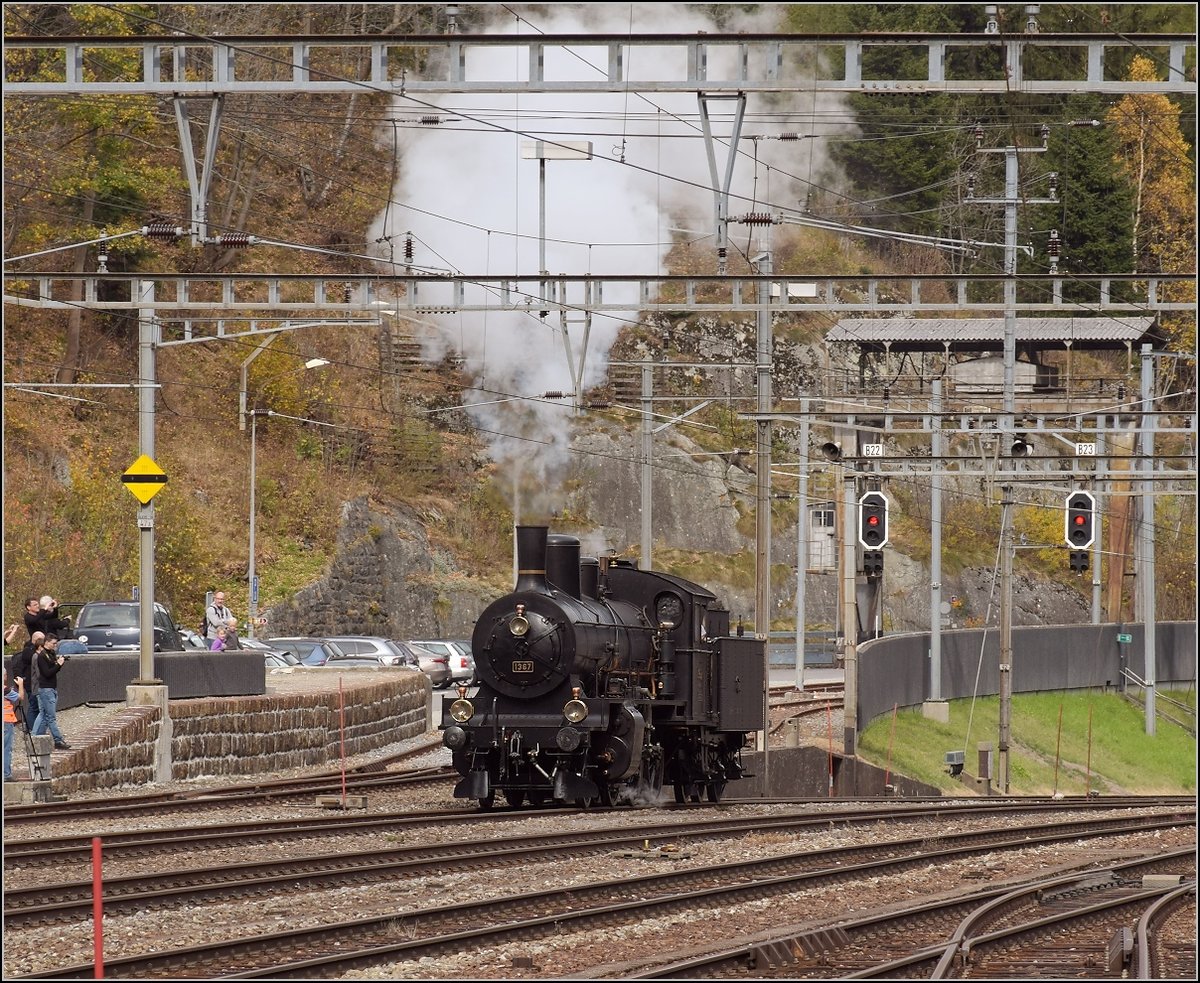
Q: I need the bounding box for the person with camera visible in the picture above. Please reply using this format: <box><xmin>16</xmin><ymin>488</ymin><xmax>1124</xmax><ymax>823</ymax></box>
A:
<box><xmin>31</xmin><ymin>634</ymin><xmax>70</xmax><ymax>750</ymax></box>
<box><xmin>10</xmin><ymin>630</ymin><xmax>42</xmax><ymax>730</ymax></box>
<box><xmin>4</xmin><ymin>665</ymin><xmax>24</xmax><ymax>781</ymax></box>
<box><xmin>23</xmin><ymin>595</ymin><xmax>71</xmax><ymax>640</ymax></box>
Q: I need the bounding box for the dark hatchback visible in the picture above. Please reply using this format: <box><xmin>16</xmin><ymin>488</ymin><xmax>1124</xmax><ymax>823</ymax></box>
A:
<box><xmin>73</xmin><ymin>601</ymin><xmax>185</xmax><ymax>652</ymax></box>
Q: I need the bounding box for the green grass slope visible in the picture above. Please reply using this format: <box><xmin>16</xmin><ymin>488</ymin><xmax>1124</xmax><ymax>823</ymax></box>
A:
<box><xmin>857</xmin><ymin>689</ymin><xmax>1197</xmax><ymax>796</ymax></box>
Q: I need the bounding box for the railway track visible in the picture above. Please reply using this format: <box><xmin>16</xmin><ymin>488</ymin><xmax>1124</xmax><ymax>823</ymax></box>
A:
<box><xmin>9</xmin><ymin>811</ymin><xmax>1192</xmax><ymax>980</ymax></box>
<box><xmin>1</xmin><ymin>741</ymin><xmax>451</xmax><ymax>827</ymax></box>
<box><xmin>612</xmin><ymin>853</ymin><xmax>1195</xmax><ymax>979</ymax></box>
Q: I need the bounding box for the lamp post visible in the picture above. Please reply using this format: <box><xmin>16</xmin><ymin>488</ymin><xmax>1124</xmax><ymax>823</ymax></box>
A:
<box><xmin>247</xmin><ymin>358</ymin><xmax>329</xmax><ymax>638</ymax></box>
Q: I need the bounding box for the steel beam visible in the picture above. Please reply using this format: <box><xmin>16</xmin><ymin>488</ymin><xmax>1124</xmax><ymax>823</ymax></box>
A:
<box><xmin>4</xmin><ymin>33</ymin><xmax>1195</xmax><ymax>96</ymax></box>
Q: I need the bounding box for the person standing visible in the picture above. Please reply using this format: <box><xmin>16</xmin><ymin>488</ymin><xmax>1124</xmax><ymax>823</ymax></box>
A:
<box><xmin>205</xmin><ymin>592</ymin><xmax>235</xmax><ymax>641</ymax></box>
<box><xmin>10</xmin><ymin>630</ymin><xmax>42</xmax><ymax>730</ymax></box>
<box><xmin>23</xmin><ymin>595</ymin><xmax>70</xmax><ymax>639</ymax></box>
<box><xmin>4</xmin><ymin>666</ymin><xmax>23</xmax><ymax>781</ymax></box>
<box><xmin>31</xmin><ymin>634</ymin><xmax>70</xmax><ymax>750</ymax></box>
<box><xmin>209</xmin><ymin>626</ymin><xmax>229</xmax><ymax>652</ymax></box>
<box><xmin>22</xmin><ymin>597</ymin><xmax>42</xmax><ymax>638</ymax></box>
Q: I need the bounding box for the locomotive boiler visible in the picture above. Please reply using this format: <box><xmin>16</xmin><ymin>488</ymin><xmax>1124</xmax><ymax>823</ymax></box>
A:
<box><xmin>440</xmin><ymin>525</ymin><xmax>766</xmax><ymax>808</ymax></box>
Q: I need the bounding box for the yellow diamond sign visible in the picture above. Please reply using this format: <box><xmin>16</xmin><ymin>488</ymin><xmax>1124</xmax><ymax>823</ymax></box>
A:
<box><xmin>122</xmin><ymin>454</ymin><xmax>168</xmax><ymax>504</ymax></box>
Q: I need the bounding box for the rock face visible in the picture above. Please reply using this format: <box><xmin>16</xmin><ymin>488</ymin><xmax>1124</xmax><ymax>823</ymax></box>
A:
<box><xmin>262</xmin><ymin>499</ymin><xmax>493</xmax><ymax>640</ymax></box>
<box><xmin>265</xmin><ymin>423</ymin><xmax>1090</xmax><ymax>640</ymax></box>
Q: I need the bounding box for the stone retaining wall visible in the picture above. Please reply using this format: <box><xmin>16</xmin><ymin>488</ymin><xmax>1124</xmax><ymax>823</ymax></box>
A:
<box><xmin>48</xmin><ymin>674</ymin><xmax>429</xmax><ymax>796</ymax></box>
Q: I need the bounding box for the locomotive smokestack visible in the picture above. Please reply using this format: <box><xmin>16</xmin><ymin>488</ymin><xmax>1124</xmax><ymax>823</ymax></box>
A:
<box><xmin>514</xmin><ymin>525</ymin><xmax>549</xmax><ymax>592</ymax></box>
<box><xmin>546</xmin><ymin>534</ymin><xmax>582</xmax><ymax>599</ymax></box>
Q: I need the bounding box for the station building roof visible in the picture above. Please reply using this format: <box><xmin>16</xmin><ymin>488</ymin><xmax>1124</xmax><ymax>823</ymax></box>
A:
<box><xmin>826</xmin><ymin>316</ymin><xmax>1160</xmax><ymax>353</ymax></box>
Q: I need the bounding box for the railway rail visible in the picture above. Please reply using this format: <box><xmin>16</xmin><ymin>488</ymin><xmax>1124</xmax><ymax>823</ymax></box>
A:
<box><xmin>610</xmin><ymin>853</ymin><xmax>1195</xmax><ymax>979</ymax></box>
<box><xmin>7</xmin><ymin>809</ymin><xmax>1193</xmax><ymax>979</ymax></box>
<box><xmin>1</xmin><ymin>742</ymin><xmax>450</xmax><ymax>827</ymax></box>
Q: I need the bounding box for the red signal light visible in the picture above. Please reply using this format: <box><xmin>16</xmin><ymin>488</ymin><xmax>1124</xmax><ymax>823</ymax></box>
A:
<box><xmin>867</xmin><ymin>516</ymin><xmax>879</xmax><ymax>525</ymax></box>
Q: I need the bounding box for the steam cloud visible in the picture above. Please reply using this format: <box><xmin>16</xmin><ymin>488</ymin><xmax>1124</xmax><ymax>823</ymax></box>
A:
<box><xmin>368</xmin><ymin>4</ymin><xmax>825</xmax><ymax>520</ymax></box>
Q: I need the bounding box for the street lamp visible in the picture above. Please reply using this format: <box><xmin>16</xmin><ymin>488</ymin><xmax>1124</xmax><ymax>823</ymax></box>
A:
<box><xmin>247</xmin><ymin>358</ymin><xmax>330</xmax><ymax>637</ymax></box>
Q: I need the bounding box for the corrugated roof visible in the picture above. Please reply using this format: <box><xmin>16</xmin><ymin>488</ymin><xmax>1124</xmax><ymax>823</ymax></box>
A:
<box><xmin>827</xmin><ymin>317</ymin><xmax>1156</xmax><ymax>346</ymax></box>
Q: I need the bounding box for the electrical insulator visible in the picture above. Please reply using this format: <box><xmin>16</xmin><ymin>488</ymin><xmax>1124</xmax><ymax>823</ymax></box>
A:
<box><xmin>1048</xmin><ymin>172</ymin><xmax>1058</xmax><ymax>200</ymax></box>
<box><xmin>779</xmin><ymin>133</ymin><xmax>800</xmax><ymax>141</ymax></box>
<box><xmin>737</xmin><ymin>212</ymin><xmax>773</xmax><ymax>226</ymax></box>
<box><xmin>1025</xmin><ymin>4</ymin><xmax>1040</xmax><ymax>33</ymax></box>
<box><xmin>404</xmin><ymin>235</ymin><xmax>414</xmax><ymax>263</ymax></box>
<box><xmin>1048</xmin><ymin>230</ymin><xmax>1060</xmax><ymax>273</ymax></box>
<box><xmin>1117</xmin><ymin>384</ymin><xmax>1127</xmax><ymax>401</ymax></box>
<box><xmin>974</xmin><ymin>123</ymin><xmax>984</xmax><ymax>147</ymax></box>
<box><xmin>419</xmin><ymin>115</ymin><xmax>442</xmax><ymax>125</ymax></box>
<box><xmin>1040</xmin><ymin>122</ymin><xmax>1050</xmax><ymax>146</ymax></box>
<box><xmin>143</xmin><ymin>221</ymin><xmax>181</xmax><ymax>242</ymax></box>
<box><xmin>218</xmin><ymin>232</ymin><xmax>251</xmax><ymax>248</ymax></box>
<box><xmin>541</xmin><ymin>391</ymin><xmax>566</xmax><ymax>399</ymax></box>
<box><xmin>96</xmin><ymin>251</ymin><xmax>108</xmax><ymax>273</ymax></box>
<box><xmin>803</xmin><ymin>192</ymin><xmax>812</xmax><ymax>213</ymax></box>
<box><xmin>985</xmin><ymin>5</ymin><xmax>1000</xmax><ymax>33</ymax></box>
<box><xmin>966</xmin><ymin>175</ymin><xmax>976</xmax><ymax>200</ymax></box>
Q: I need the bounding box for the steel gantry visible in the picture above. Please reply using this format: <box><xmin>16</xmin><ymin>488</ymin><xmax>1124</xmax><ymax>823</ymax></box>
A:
<box><xmin>3</xmin><ymin>31</ymin><xmax>1195</xmax><ymax>96</ymax></box>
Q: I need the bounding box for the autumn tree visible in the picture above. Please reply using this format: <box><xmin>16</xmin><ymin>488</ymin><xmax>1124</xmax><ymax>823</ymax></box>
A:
<box><xmin>1106</xmin><ymin>54</ymin><xmax>1197</xmax><ymax>382</ymax></box>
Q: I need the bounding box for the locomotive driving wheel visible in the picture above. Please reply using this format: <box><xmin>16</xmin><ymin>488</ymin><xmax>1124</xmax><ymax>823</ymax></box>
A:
<box><xmin>673</xmin><ymin>782</ymin><xmax>703</xmax><ymax>804</ymax></box>
<box><xmin>705</xmin><ymin>781</ymin><xmax>726</xmax><ymax>803</ymax></box>
<box><xmin>477</xmin><ymin>791</ymin><xmax>496</xmax><ymax>811</ymax></box>
<box><xmin>504</xmin><ymin>789</ymin><xmax>526</xmax><ymax>808</ymax></box>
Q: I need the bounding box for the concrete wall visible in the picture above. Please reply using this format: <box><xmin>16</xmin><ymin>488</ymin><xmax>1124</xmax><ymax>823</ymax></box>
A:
<box><xmin>856</xmin><ymin>621</ymin><xmax>1197</xmax><ymax>732</ymax></box>
<box><xmin>731</xmin><ymin>746</ymin><xmax>942</xmax><ymax>799</ymax></box>
<box><xmin>54</xmin><ymin>651</ymin><xmax>266</xmax><ymax>708</ymax></box>
<box><xmin>45</xmin><ymin>673</ymin><xmax>430</xmax><ymax>795</ymax></box>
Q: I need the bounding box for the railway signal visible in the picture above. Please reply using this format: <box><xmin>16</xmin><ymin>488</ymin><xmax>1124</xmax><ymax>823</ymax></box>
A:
<box><xmin>858</xmin><ymin>491</ymin><xmax>889</xmax><ymax>549</ymax></box>
<box><xmin>1064</xmin><ymin>490</ymin><xmax>1096</xmax><ymax>549</ymax></box>
<box><xmin>863</xmin><ymin>550</ymin><xmax>884</xmax><ymax>579</ymax></box>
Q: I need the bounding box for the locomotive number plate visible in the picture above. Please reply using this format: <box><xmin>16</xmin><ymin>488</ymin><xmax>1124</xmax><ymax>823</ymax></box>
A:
<box><xmin>511</xmin><ymin>660</ymin><xmax>534</xmax><ymax>673</ymax></box>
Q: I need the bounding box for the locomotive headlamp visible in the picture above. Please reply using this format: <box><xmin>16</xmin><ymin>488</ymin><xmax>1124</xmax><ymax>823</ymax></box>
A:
<box><xmin>509</xmin><ymin>603</ymin><xmax>530</xmax><ymax>637</ymax></box>
<box><xmin>563</xmin><ymin>698</ymin><xmax>588</xmax><ymax>724</ymax></box>
<box><xmin>449</xmin><ymin>698</ymin><xmax>475</xmax><ymax>723</ymax></box>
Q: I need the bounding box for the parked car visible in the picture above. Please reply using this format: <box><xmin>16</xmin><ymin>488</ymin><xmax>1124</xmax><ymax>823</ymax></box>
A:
<box><xmin>239</xmin><ymin>637</ymin><xmax>300</xmax><ymax>669</ymax></box>
<box><xmin>179</xmin><ymin>628</ymin><xmax>209</xmax><ymax>650</ymax></box>
<box><xmin>448</xmin><ymin>640</ymin><xmax>476</xmax><ymax>684</ymax></box>
<box><xmin>409</xmin><ymin>639</ymin><xmax>474</xmax><ymax>685</ymax></box>
<box><xmin>265</xmin><ymin>637</ymin><xmax>349</xmax><ymax>667</ymax></box>
<box><xmin>73</xmin><ymin>601</ymin><xmax>185</xmax><ymax>652</ymax></box>
<box><xmin>311</xmin><ymin>655</ymin><xmax>388</xmax><ymax>670</ymax></box>
<box><xmin>264</xmin><ymin>649</ymin><xmax>303</xmax><ymax>670</ymax></box>
<box><xmin>405</xmin><ymin>641</ymin><xmax>451</xmax><ymax>688</ymax></box>
<box><xmin>327</xmin><ymin>636</ymin><xmax>421</xmax><ymax>669</ymax></box>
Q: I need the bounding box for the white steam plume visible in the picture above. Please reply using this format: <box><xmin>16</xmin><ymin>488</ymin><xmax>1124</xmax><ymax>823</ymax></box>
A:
<box><xmin>368</xmin><ymin>4</ymin><xmax>831</xmax><ymax>518</ymax></box>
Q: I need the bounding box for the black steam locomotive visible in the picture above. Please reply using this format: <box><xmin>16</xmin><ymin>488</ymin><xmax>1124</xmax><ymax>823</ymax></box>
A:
<box><xmin>440</xmin><ymin>526</ymin><xmax>766</xmax><ymax>808</ymax></box>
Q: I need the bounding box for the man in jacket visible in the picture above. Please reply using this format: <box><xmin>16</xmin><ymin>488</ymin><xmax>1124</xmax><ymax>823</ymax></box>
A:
<box><xmin>205</xmin><ymin>592</ymin><xmax>236</xmax><ymax>641</ymax></box>
<box><xmin>31</xmin><ymin>634</ymin><xmax>70</xmax><ymax>750</ymax></box>
<box><xmin>10</xmin><ymin>630</ymin><xmax>42</xmax><ymax>730</ymax></box>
